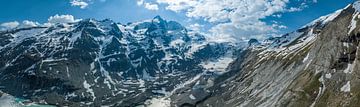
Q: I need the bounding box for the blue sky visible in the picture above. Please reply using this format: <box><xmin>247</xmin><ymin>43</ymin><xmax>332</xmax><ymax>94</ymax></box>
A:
<box><xmin>0</xmin><ymin>0</ymin><xmax>187</xmax><ymax>24</ymax></box>
<box><xmin>273</xmin><ymin>0</ymin><xmax>355</xmax><ymax>32</ymax></box>
<box><xmin>0</xmin><ymin>0</ymin><xmax>356</xmax><ymax>40</ymax></box>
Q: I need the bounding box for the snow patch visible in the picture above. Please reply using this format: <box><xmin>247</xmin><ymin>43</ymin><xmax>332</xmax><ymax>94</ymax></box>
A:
<box><xmin>322</xmin><ymin>10</ymin><xmax>341</xmax><ymax>24</ymax></box>
<box><xmin>200</xmin><ymin>57</ymin><xmax>234</xmax><ymax>73</ymax></box>
<box><xmin>185</xmin><ymin>43</ymin><xmax>205</xmax><ymax>57</ymax></box>
<box><xmin>170</xmin><ymin>39</ymin><xmax>185</xmax><ymax>47</ymax></box>
<box><xmin>340</xmin><ymin>81</ymin><xmax>351</xmax><ymax>92</ymax></box>
<box><xmin>90</xmin><ymin>62</ymin><xmax>95</xmax><ymax>70</ymax></box>
<box><xmin>348</xmin><ymin>12</ymin><xmax>359</xmax><ymax>35</ymax></box>
<box><xmin>83</xmin><ymin>80</ymin><xmax>96</xmax><ymax>101</ymax></box>
<box><xmin>189</xmin><ymin>94</ymin><xmax>196</xmax><ymax>100</ymax></box>
<box><xmin>142</xmin><ymin>69</ymin><xmax>152</xmax><ymax>80</ymax></box>
<box><xmin>0</xmin><ymin>94</ymin><xmax>19</xmax><ymax>107</ymax></box>
<box><xmin>311</xmin><ymin>76</ymin><xmax>326</xmax><ymax>107</ymax></box>
<box><xmin>144</xmin><ymin>72</ymin><xmax>204</xmax><ymax>107</ymax></box>
<box><xmin>325</xmin><ymin>73</ymin><xmax>332</xmax><ymax>79</ymax></box>
<box><xmin>302</xmin><ymin>53</ymin><xmax>310</xmax><ymax>63</ymax></box>
<box><xmin>138</xmin><ymin>79</ymin><xmax>145</xmax><ymax>88</ymax></box>
<box><xmin>145</xmin><ymin>97</ymin><xmax>171</xmax><ymax>107</ymax></box>
<box><xmin>353</xmin><ymin>1</ymin><xmax>360</xmax><ymax>12</ymax></box>
<box><xmin>343</xmin><ymin>42</ymin><xmax>350</xmax><ymax>48</ymax></box>
<box><xmin>343</xmin><ymin>63</ymin><xmax>353</xmax><ymax>74</ymax></box>
<box><xmin>304</xmin><ymin>8</ymin><xmax>343</xmax><ymax>27</ymax></box>
<box><xmin>66</xmin><ymin>66</ymin><xmax>70</xmax><ymax>77</ymax></box>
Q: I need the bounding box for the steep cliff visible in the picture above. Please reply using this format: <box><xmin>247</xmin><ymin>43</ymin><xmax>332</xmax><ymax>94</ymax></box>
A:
<box><xmin>197</xmin><ymin>2</ymin><xmax>360</xmax><ymax>107</ymax></box>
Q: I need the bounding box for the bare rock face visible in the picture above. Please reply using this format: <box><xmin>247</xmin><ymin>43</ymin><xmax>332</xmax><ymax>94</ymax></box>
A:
<box><xmin>0</xmin><ymin>16</ymin><xmax>239</xmax><ymax>106</ymax></box>
<box><xmin>192</xmin><ymin>2</ymin><xmax>360</xmax><ymax>107</ymax></box>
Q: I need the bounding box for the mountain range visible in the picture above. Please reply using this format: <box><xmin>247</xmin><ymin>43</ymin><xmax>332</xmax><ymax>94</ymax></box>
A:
<box><xmin>1</xmin><ymin>1</ymin><xmax>360</xmax><ymax>107</ymax></box>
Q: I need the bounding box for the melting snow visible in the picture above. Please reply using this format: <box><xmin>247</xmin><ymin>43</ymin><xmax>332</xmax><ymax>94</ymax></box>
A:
<box><xmin>145</xmin><ymin>97</ymin><xmax>171</xmax><ymax>107</ymax></box>
<box><xmin>65</xmin><ymin>92</ymin><xmax>77</xmax><ymax>101</ymax></box>
<box><xmin>343</xmin><ymin>63</ymin><xmax>353</xmax><ymax>74</ymax></box>
<box><xmin>83</xmin><ymin>80</ymin><xmax>96</xmax><ymax>101</ymax></box>
<box><xmin>138</xmin><ymin>79</ymin><xmax>145</xmax><ymax>88</ymax></box>
<box><xmin>302</xmin><ymin>53</ymin><xmax>310</xmax><ymax>63</ymax></box>
<box><xmin>348</xmin><ymin>12</ymin><xmax>359</xmax><ymax>35</ymax></box>
<box><xmin>185</xmin><ymin>43</ymin><xmax>205</xmax><ymax>57</ymax></box>
<box><xmin>322</xmin><ymin>10</ymin><xmax>342</xmax><ymax>24</ymax></box>
<box><xmin>189</xmin><ymin>94</ymin><xmax>196</xmax><ymax>100</ymax></box>
<box><xmin>343</xmin><ymin>43</ymin><xmax>350</xmax><ymax>48</ymax></box>
<box><xmin>66</xmin><ymin>66</ymin><xmax>70</xmax><ymax>77</ymax></box>
<box><xmin>152</xmin><ymin>18</ymin><xmax>160</xmax><ymax>23</ymax></box>
<box><xmin>0</xmin><ymin>93</ymin><xmax>18</xmax><ymax>107</ymax></box>
<box><xmin>90</xmin><ymin>62</ymin><xmax>95</xmax><ymax>70</ymax></box>
<box><xmin>200</xmin><ymin>57</ymin><xmax>234</xmax><ymax>73</ymax></box>
<box><xmin>261</xmin><ymin>27</ymin><xmax>316</xmax><ymax>57</ymax></box>
<box><xmin>170</xmin><ymin>39</ymin><xmax>185</xmax><ymax>47</ymax></box>
<box><xmin>353</xmin><ymin>1</ymin><xmax>360</xmax><ymax>12</ymax></box>
<box><xmin>304</xmin><ymin>7</ymin><xmax>343</xmax><ymax>27</ymax></box>
<box><xmin>311</xmin><ymin>76</ymin><xmax>326</xmax><ymax>107</ymax></box>
<box><xmin>144</xmin><ymin>72</ymin><xmax>204</xmax><ymax>107</ymax></box>
<box><xmin>325</xmin><ymin>73</ymin><xmax>332</xmax><ymax>79</ymax></box>
<box><xmin>340</xmin><ymin>81</ymin><xmax>351</xmax><ymax>92</ymax></box>
<box><xmin>142</xmin><ymin>69</ymin><xmax>152</xmax><ymax>80</ymax></box>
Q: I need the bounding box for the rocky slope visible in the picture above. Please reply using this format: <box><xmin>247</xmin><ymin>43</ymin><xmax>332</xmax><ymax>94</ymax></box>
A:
<box><xmin>188</xmin><ymin>1</ymin><xmax>360</xmax><ymax>107</ymax></box>
<box><xmin>0</xmin><ymin>16</ymin><xmax>239</xmax><ymax>106</ymax></box>
<box><xmin>2</xmin><ymin>1</ymin><xmax>360</xmax><ymax>107</ymax></box>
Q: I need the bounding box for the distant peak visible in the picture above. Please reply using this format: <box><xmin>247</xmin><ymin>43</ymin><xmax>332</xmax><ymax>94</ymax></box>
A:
<box><xmin>79</xmin><ymin>18</ymin><xmax>97</xmax><ymax>23</ymax></box>
<box><xmin>101</xmin><ymin>18</ymin><xmax>113</xmax><ymax>22</ymax></box>
<box><xmin>75</xmin><ymin>18</ymin><xmax>98</xmax><ymax>29</ymax></box>
<box><xmin>153</xmin><ymin>15</ymin><xmax>165</xmax><ymax>23</ymax></box>
<box><xmin>247</xmin><ymin>38</ymin><xmax>260</xmax><ymax>46</ymax></box>
<box><xmin>153</xmin><ymin>15</ymin><xmax>163</xmax><ymax>20</ymax></box>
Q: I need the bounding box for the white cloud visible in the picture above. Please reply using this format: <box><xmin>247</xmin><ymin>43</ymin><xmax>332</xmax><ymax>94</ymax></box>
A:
<box><xmin>70</xmin><ymin>0</ymin><xmax>89</xmax><ymax>9</ymax></box>
<box><xmin>137</xmin><ymin>0</ymin><xmax>144</xmax><ymax>6</ymax></box>
<box><xmin>151</xmin><ymin>0</ymin><xmax>308</xmax><ymax>41</ymax></box>
<box><xmin>48</xmin><ymin>14</ymin><xmax>80</xmax><ymax>24</ymax></box>
<box><xmin>156</xmin><ymin>0</ymin><xmax>199</xmax><ymax>12</ymax></box>
<box><xmin>137</xmin><ymin>0</ymin><xmax>159</xmax><ymax>11</ymax></box>
<box><xmin>285</xmin><ymin>2</ymin><xmax>308</xmax><ymax>13</ymax></box>
<box><xmin>1</xmin><ymin>20</ymin><xmax>41</xmax><ymax>30</ymax></box>
<box><xmin>272</xmin><ymin>14</ymin><xmax>282</xmax><ymax>18</ymax></box>
<box><xmin>1</xmin><ymin>14</ymin><xmax>81</xmax><ymax>30</ymax></box>
<box><xmin>20</xmin><ymin>20</ymin><xmax>39</xmax><ymax>28</ymax></box>
<box><xmin>144</xmin><ymin>3</ymin><xmax>159</xmax><ymax>10</ymax></box>
<box><xmin>188</xmin><ymin>23</ymin><xmax>204</xmax><ymax>32</ymax></box>
<box><xmin>0</xmin><ymin>21</ymin><xmax>20</xmax><ymax>29</ymax></box>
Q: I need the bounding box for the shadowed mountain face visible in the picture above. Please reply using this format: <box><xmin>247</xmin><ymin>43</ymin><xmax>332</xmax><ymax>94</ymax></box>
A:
<box><xmin>0</xmin><ymin>16</ymin><xmax>239</xmax><ymax>106</ymax></box>
<box><xmin>190</xmin><ymin>2</ymin><xmax>360</xmax><ymax>107</ymax></box>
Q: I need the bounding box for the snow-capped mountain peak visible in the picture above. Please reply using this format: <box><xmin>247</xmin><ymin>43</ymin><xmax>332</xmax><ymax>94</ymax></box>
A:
<box><xmin>0</xmin><ymin>16</ymin><xmax>239</xmax><ymax>106</ymax></box>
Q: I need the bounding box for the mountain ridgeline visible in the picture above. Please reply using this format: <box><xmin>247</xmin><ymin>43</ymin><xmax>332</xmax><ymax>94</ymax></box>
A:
<box><xmin>1</xmin><ymin>1</ymin><xmax>360</xmax><ymax>107</ymax></box>
<box><xmin>0</xmin><ymin>16</ymin><xmax>238</xmax><ymax>106</ymax></box>
<box><xmin>195</xmin><ymin>2</ymin><xmax>360</xmax><ymax>107</ymax></box>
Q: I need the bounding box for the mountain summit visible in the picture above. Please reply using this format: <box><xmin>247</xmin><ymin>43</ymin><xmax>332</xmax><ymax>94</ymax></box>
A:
<box><xmin>0</xmin><ymin>16</ymin><xmax>238</xmax><ymax>106</ymax></box>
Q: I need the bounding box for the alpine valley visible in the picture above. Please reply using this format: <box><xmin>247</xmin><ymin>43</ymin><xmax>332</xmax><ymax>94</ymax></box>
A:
<box><xmin>1</xmin><ymin>1</ymin><xmax>360</xmax><ymax>107</ymax></box>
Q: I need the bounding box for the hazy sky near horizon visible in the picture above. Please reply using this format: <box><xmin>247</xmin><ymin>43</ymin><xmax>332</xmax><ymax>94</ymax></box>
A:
<box><xmin>0</xmin><ymin>0</ymin><xmax>355</xmax><ymax>41</ymax></box>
